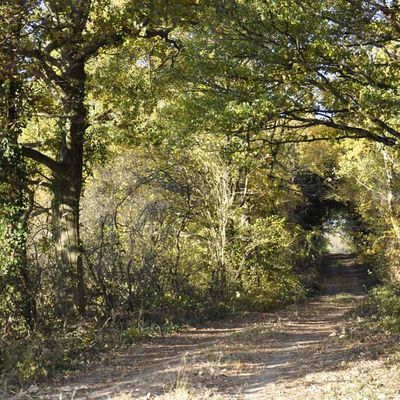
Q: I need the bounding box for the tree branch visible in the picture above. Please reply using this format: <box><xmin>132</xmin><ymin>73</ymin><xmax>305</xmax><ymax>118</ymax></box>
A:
<box><xmin>281</xmin><ymin>114</ymin><xmax>397</xmax><ymax>146</ymax></box>
<box><xmin>82</xmin><ymin>25</ymin><xmax>178</xmax><ymax>61</ymax></box>
<box><xmin>256</xmin><ymin>134</ymin><xmax>374</xmax><ymax>145</ymax></box>
<box><xmin>21</xmin><ymin>146</ymin><xmax>62</xmax><ymax>173</ymax></box>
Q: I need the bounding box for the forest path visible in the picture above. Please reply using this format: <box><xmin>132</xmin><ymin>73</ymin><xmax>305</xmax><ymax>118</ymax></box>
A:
<box><xmin>19</xmin><ymin>255</ymin><xmax>400</xmax><ymax>399</ymax></box>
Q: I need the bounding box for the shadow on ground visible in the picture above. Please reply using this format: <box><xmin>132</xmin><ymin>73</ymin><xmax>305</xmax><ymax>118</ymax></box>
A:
<box><xmin>15</xmin><ymin>255</ymin><xmax>398</xmax><ymax>400</ymax></box>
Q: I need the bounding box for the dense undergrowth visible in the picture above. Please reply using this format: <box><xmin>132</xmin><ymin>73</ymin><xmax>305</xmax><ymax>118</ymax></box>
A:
<box><xmin>0</xmin><ymin>319</ymin><xmax>181</xmax><ymax>387</ymax></box>
<box><xmin>0</xmin><ymin>268</ymin><xmax>310</xmax><ymax>388</ymax></box>
<box><xmin>359</xmin><ymin>285</ymin><xmax>400</xmax><ymax>333</ymax></box>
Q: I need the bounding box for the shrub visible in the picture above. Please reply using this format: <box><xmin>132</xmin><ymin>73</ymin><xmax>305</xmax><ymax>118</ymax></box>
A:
<box><xmin>360</xmin><ymin>285</ymin><xmax>400</xmax><ymax>332</ymax></box>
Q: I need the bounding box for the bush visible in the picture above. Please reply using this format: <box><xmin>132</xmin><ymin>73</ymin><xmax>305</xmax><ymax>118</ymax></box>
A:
<box><xmin>360</xmin><ymin>285</ymin><xmax>400</xmax><ymax>332</ymax></box>
<box><xmin>0</xmin><ymin>318</ymin><xmax>181</xmax><ymax>387</ymax></box>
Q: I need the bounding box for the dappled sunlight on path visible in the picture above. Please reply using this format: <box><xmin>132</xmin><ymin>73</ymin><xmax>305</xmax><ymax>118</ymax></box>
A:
<box><xmin>14</xmin><ymin>255</ymin><xmax>400</xmax><ymax>400</ymax></box>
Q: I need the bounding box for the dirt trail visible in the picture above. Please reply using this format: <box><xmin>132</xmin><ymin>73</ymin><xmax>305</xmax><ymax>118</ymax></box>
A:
<box><xmin>14</xmin><ymin>255</ymin><xmax>400</xmax><ymax>399</ymax></box>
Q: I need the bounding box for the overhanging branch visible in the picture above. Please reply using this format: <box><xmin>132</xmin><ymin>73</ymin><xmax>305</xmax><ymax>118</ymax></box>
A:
<box><xmin>21</xmin><ymin>146</ymin><xmax>62</xmax><ymax>174</ymax></box>
<box><xmin>282</xmin><ymin>114</ymin><xmax>397</xmax><ymax>146</ymax></box>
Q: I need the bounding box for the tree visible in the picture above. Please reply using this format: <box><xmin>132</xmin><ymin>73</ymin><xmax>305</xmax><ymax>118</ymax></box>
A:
<box><xmin>16</xmin><ymin>0</ymin><xmax>198</xmax><ymax>318</ymax></box>
<box><xmin>0</xmin><ymin>0</ymin><xmax>36</xmax><ymax>329</ymax></box>
<box><xmin>177</xmin><ymin>0</ymin><xmax>400</xmax><ymax>147</ymax></box>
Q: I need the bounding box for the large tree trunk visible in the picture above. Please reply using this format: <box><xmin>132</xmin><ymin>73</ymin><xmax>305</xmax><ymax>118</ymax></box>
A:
<box><xmin>53</xmin><ymin>60</ymin><xmax>87</xmax><ymax>317</ymax></box>
<box><xmin>53</xmin><ymin>173</ymin><xmax>85</xmax><ymax>316</ymax></box>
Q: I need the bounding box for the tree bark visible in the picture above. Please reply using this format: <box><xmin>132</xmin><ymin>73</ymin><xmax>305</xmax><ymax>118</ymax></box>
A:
<box><xmin>52</xmin><ymin>60</ymin><xmax>87</xmax><ymax>317</ymax></box>
<box><xmin>52</xmin><ymin>173</ymin><xmax>84</xmax><ymax>316</ymax></box>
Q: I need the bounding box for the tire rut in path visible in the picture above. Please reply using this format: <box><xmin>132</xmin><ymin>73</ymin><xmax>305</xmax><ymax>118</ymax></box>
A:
<box><xmin>238</xmin><ymin>254</ymin><xmax>366</xmax><ymax>399</ymax></box>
